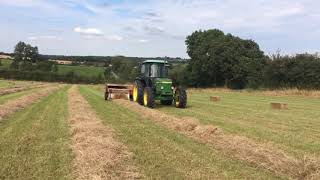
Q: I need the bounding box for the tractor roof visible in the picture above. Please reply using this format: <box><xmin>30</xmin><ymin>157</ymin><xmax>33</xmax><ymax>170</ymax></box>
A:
<box><xmin>143</xmin><ymin>59</ymin><xmax>169</xmax><ymax>64</ymax></box>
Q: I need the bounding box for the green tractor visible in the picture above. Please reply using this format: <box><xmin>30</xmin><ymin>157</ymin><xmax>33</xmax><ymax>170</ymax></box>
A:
<box><xmin>133</xmin><ymin>60</ymin><xmax>187</xmax><ymax>108</ymax></box>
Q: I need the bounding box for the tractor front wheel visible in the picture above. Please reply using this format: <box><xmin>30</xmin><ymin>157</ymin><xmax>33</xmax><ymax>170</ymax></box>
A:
<box><xmin>174</xmin><ymin>88</ymin><xmax>187</xmax><ymax>108</ymax></box>
<box><xmin>133</xmin><ymin>81</ymin><xmax>144</xmax><ymax>105</ymax></box>
<box><xmin>143</xmin><ymin>87</ymin><xmax>155</xmax><ymax>108</ymax></box>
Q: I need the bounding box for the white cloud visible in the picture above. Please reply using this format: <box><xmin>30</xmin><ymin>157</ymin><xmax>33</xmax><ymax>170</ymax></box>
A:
<box><xmin>73</xmin><ymin>27</ymin><xmax>123</xmax><ymax>41</ymax></box>
<box><xmin>105</xmin><ymin>35</ymin><xmax>123</xmax><ymax>41</ymax></box>
<box><xmin>27</xmin><ymin>35</ymin><xmax>62</xmax><ymax>40</ymax></box>
<box><xmin>138</xmin><ymin>39</ymin><xmax>149</xmax><ymax>43</ymax></box>
<box><xmin>74</xmin><ymin>27</ymin><xmax>103</xmax><ymax>36</ymax></box>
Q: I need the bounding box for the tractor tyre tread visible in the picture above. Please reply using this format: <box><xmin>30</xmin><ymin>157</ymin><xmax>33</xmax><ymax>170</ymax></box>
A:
<box><xmin>175</xmin><ymin>88</ymin><xmax>187</xmax><ymax>108</ymax></box>
<box><xmin>135</xmin><ymin>81</ymin><xmax>144</xmax><ymax>105</ymax></box>
<box><xmin>144</xmin><ymin>87</ymin><xmax>155</xmax><ymax>108</ymax></box>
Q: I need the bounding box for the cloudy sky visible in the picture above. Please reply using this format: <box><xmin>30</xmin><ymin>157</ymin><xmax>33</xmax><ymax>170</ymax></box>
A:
<box><xmin>0</xmin><ymin>0</ymin><xmax>319</xmax><ymax>58</ymax></box>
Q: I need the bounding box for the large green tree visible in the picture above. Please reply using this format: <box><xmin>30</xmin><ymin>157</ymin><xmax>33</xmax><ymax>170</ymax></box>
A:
<box><xmin>186</xmin><ymin>29</ymin><xmax>266</xmax><ymax>89</ymax></box>
<box><xmin>13</xmin><ymin>41</ymin><xmax>39</xmax><ymax>63</ymax></box>
<box><xmin>11</xmin><ymin>42</ymin><xmax>46</xmax><ymax>71</ymax></box>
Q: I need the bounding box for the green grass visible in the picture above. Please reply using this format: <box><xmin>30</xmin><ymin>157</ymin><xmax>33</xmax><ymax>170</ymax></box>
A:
<box><xmin>158</xmin><ymin>89</ymin><xmax>320</xmax><ymax>156</ymax></box>
<box><xmin>0</xmin><ymin>59</ymin><xmax>12</xmax><ymax>69</ymax></box>
<box><xmin>79</xmin><ymin>86</ymin><xmax>280</xmax><ymax>179</ymax></box>
<box><xmin>0</xmin><ymin>86</ymin><xmax>73</xmax><ymax>180</ymax></box>
<box><xmin>57</xmin><ymin>65</ymin><xmax>104</xmax><ymax>77</ymax></box>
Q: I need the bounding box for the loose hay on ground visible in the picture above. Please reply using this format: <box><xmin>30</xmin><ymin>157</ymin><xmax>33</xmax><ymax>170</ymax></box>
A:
<box><xmin>68</xmin><ymin>86</ymin><xmax>140</xmax><ymax>180</ymax></box>
<box><xmin>0</xmin><ymin>85</ymin><xmax>62</xmax><ymax>121</ymax></box>
<box><xmin>0</xmin><ymin>83</ymin><xmax>49</xmax><ymax>96</ymax></box>
<box><xmin>115</xmin><ymin>99</ymin><xmax>320</xmax><ymax>179</ymax></box>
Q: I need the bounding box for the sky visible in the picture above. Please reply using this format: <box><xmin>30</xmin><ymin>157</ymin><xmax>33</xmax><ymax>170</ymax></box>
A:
<box><xmin>0</xmin><ymin>0</ymin><xmax>319</xmax><ymax>58</ymax></box>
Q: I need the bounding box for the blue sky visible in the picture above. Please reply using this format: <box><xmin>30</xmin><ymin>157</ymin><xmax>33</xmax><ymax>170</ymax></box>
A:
<box><xmin>0</xmin><ymin>0</ymin><xmax>319</xmax><ymax>58</ymax></box>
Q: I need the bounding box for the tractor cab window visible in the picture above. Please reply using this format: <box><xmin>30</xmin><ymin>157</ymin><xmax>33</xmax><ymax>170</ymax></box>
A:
<box><xmin>141</xmin><ymin>64</ymin><xmax>146</xmax><ymax>74</ymax></box>
<box><xmin>150</xmin><ymin>63</ymin><xmax>168</xmax><ymax>78</ymax></box>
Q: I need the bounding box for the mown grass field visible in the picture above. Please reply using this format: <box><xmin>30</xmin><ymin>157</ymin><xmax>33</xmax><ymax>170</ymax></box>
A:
<box><xmin>0</xmin><ymin>79</ymin><xmax>319</xmax><ymax>179</ymax></box>
<box><xmin>158</xmin><ymin>89</ymin><xmax>320</xmax><ymax>156</ymax></box>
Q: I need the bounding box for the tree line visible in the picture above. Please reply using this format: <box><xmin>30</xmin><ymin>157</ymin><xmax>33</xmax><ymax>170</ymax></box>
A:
<box><xmin>170</xmin><ymin>29</ymin><xmax>320</xmax><ymax>89</ymax></box>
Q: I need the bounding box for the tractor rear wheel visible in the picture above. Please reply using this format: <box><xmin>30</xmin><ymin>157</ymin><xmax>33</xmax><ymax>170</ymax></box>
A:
<box><xmin>174</xmin><ymin>88</ymin><xmax>187</xmax><ymax>108</ymax></box>
<box><xmin>133</xmin><ymin>81</ymin><xmax>144</xmax><ymax>105</ymax></box>
<box><xmin>143</xmin><ymin>87</ymin><xmax>155</xmax><ymax>108</ymax></box>
<box><xmin>160</xmin><ymin>100</ymin><xmax>173</xmax><ymax>105</ymax></box>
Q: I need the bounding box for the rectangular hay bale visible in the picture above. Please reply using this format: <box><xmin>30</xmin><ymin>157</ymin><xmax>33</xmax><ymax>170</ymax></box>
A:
<box><xmin>210</xmin><ymin>96</ymin><xmax>221</xmax><ymax>101</ymax></box>
<box><xmin>271</xmin><ymin>103</ymin><xmax>288</xmax><ymax>110</ymax></box>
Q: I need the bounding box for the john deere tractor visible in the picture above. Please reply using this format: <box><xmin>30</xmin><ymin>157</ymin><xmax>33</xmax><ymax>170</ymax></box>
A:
<box><xmin>133</xmin><ymin>60</ymin><xmax>187</xmax><ymax>108</ymax></box>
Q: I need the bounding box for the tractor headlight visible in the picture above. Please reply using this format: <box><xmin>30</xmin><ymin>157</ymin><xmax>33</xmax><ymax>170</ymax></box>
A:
<box><xmin>171</xmin><ymin>87</ymin><xmax>174</xmax><ymax>90</ymax></box>
<box><xmin>161</xmin><ymin>86</ymin><xmax>164</xmax><ymax>90</ymax></box>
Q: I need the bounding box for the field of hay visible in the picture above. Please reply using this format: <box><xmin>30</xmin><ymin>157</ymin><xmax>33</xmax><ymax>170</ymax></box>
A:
<box><xmin>0</xmin><ymin>79</ymin><xmax>319</xmax><ymax>179</ymax></box>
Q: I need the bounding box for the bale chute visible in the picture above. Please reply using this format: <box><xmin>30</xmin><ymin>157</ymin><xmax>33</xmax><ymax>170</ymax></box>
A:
<box><xmin>105</xmin><ymin>84</ymin><xmax>133</xmax><ymax>100</ymax></box>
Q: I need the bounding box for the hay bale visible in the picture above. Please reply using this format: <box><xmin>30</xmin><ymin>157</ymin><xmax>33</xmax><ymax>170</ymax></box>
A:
<box><xmin>271</xmin><ymin>103</ymin><xmax>288</xmax><ymax>110</ymax></box>
<box><xmin>210</xmin><ymin>96</ymin><xmax>221</xmax><ymax>101</ymax></box>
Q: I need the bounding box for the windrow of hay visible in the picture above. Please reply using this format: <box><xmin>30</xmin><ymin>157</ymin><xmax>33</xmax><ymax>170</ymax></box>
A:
<box><xmin>115</xmin><ymin>100</ymin><xmax>320</xmax><ymax>179</ymax></box>
<box><xmin>68</xmin><ymin>86</ymin><xmax>140</xmax><ymax>180</ymax></box>
<box><xmin>0</xmin><ymin>85</ymin><xmax>62</xmax><ymax>121</ymax></box>
<box><xmin>0</xmin><ymin>83</ymin><xmax>49</xmax><ymax>96</ymax></box>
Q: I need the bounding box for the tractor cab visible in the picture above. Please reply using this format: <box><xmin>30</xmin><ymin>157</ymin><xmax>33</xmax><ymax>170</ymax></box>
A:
<box><xmin>133</xmin><ymin>60</ymin><xmax>187</xmax><ymax>109</ymax></box>
<box><xmin>140</xmin><ymin>60</ymin><xmax>170</xmax><ymax>78</ymax></box>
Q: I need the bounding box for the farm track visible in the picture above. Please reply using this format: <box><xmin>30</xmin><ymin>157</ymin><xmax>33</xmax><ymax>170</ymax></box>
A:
<box><xmin>68</xmin><ymin>86</ymin><xmax>141</xmax><ymax>180</ymax></box>
<box><xmin>115</xmin><ymin>100</ymin><xmax>320</xmax><ymax>179</ymax></box>
<box><xmin>0</xmin><ymin>83</ymin><xmax>50</xmax><ymax>96</ymax></box>
<box><xmin>0</xmin><ymin>85</ymin><xmax>63</xmax><ymax>121</ymax></box>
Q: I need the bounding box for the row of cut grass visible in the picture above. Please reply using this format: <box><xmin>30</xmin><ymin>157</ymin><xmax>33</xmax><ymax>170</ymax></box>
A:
<box><xmin>0</xmin><ymin>87</ymin><xmax>48</xmax><ymax>105</ymax></box>
<box><xmin>79</xmin><ymin>86</ymin><xmax>281</xmax><ymax>179</ymax></box>
<box><xmin>158</xmin><ymin>89</ymin><xmax>320</xmax><ymax>156</ymax></box>
<box><xmin>0</xmin><ymin>86</ymin><xmax>73</xmax><ymax>180</ymax></box>
<box><xmin>0</xmin><ymin>79</ymin><xmax>34</xmax><ymax>89</ymax></box>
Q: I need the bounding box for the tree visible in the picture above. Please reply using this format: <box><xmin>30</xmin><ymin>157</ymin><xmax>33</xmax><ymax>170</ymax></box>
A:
<box><xmin>263</xmin><ymin>53</ymin><xmax>320</xmax><ymax>89</ymax></box>
<box><xmin>185</xmin><ymin>29</ymin><xmax>266</xmax><ymax>89</ymax></box>
<box><xmin>12</xmin><ymin>41</ymin><xmax>39</xmax><ymax>70</ymax></box>
<box><xmin>51</xmin><ymin>64</ymin><xmax>58</xmax><ymax>72</ymax></box>
<box><xmin>13</xmin><ymin>41</ymin><xmax>26</xmax><ymax>62</ymax></box>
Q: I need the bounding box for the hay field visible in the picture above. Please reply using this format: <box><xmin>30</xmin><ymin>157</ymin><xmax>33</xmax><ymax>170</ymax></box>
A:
<box><xmin>0</xmin><ymin>80</ymin><xmax>319</xmax><ymax>179</ymax></box>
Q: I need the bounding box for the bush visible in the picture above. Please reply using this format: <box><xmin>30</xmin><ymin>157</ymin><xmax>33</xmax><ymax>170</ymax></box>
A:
<box><xmin>263</xmin><ymin>53</ymin><xmax>320</xmax><ymax>89</ymax></box>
